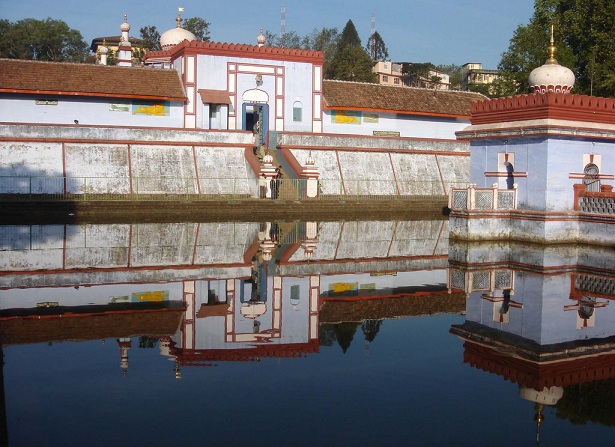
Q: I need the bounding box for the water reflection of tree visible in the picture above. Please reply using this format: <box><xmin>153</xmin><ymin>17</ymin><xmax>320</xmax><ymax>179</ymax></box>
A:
<box><xmin>138</xmin><ymin>336</ymin><xmax>158</xmax><ymax>349</ymax></box>
<box><xmin>318</xmin><ymin>322</ymin><xmax>360</xmax><ymax>353</ymax></box>
<box><xmin>361</xmin><ymin>319</ymin><xmax>382</xmax><ymax>343</ymax></box>
<box><xmin>556</xmin><ymin>380</ymin><xmax>615</xmax><ymax>426</ymax></box>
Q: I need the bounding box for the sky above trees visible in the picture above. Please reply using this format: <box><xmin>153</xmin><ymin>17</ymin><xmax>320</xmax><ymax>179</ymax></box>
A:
<box><xmin>0</xmin><ymin>0</ymin><xmax>534</xmax><ymax>69</ymax></box>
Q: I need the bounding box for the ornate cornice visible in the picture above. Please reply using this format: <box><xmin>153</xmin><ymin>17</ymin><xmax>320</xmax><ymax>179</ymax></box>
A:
<box><xmin>470</xmin><ymin>93</ymin><xmax>615</xmax><ymax>126</ymax></box>
<box><xmin>145</xmin><ymin>40</ymin><xmax>324</xmax><ymax>64</ymax></box>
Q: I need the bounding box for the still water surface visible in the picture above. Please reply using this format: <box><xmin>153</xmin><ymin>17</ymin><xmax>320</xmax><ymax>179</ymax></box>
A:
<box><xmin>1</xmin><ymin>220</ymin><xmax>614</xmax><ymax>446</ymax></box>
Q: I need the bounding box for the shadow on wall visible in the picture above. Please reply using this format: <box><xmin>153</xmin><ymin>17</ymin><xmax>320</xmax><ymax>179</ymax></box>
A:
<box><xmin>0</xmin><ymin>165</ymin><xmax>78</xmax><ymax>224</ymax></box>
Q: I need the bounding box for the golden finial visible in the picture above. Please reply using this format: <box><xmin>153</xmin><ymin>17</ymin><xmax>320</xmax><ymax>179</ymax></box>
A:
<box><xmin>534</xmin><ymin>403</ymin><xmax>545</xmax><ymax>443</ymax></box>
<box><xmin>547</xmin><ymin>24</ymin><xmax>558</xmax><ymax>64</ymax></box>
<box><xmin>176</xmin><ymin>7</ymin><xmax>185</xmax><ymax>28</ymax></box>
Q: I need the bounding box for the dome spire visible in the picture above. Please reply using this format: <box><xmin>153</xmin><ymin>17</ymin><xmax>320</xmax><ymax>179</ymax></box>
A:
<box><xmin>528</xmin><ymin>25</ymin><xmax>575</xmax><ymax>94</ymax></box>
<box><xmin>546</xmin><ymin>24</ymin><xmax>557</xmax><ymax>64</ymax></box>
<box><xmin>176</xmin><ymin>6</ymin><xmax>184</xmax><ymax>28</ymax></box>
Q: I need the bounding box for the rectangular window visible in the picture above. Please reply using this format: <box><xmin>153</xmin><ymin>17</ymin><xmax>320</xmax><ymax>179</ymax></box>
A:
<box><xmin>383</xmin><ymin>75</ymin><xmax>388</xmax><ymax>83</ymax></box>
<box><xmin>293</xmin><ymin>106</ymin><xmax>302</xmax><ymax>122</ymax></box>
<box><xmin>393</xmin><ymin>78</ymin><xmax>400</xmax><ymax>84</ymax></box>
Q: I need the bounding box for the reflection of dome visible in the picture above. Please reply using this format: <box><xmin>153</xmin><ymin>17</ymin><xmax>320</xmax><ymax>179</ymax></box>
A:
<box><xmin>529</xmin><ymin>27</ymin><xmax>575</xmax><ymax>94</ymax></box>
<box><xmin>519</xmin><ymin>386</ymin><xmax>564</xmax><ymax>406</ymax></box>
<box><xmin>160</xmin><ymin>12</ymin><xmax>196</xmax><ymax>50</ymax></box>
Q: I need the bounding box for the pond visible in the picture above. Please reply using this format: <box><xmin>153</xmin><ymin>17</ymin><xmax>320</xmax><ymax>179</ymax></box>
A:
<box><xmin>1</xmin><ymin>220</ymin><xmax>614</xmax><ymax>446</ymax></box>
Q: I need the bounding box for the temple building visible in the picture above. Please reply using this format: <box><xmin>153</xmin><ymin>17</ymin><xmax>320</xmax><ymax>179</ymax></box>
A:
<box><xmin>0</xmin><ymin>10</ymin><xmax>483</xmax><ymax>200</ymax></box>
<box><xmin>449</xmin><ymin>29</ymin><xmax>615</xmax><ymax>245</ymax></box>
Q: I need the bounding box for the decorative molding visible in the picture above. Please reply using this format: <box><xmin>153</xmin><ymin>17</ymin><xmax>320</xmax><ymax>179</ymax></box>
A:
<box><xmin>470</xmin><ymin>93</ymin><xmax>615</xmax><ymax>126</ymax></box>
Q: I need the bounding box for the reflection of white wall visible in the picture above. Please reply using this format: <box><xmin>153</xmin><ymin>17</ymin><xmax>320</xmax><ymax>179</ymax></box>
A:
<box><xmin>464</xmin><ymin>271</ymin><xmax>615</xmax><ymax>345</ymax></box>
<box><xmin>0</xmin><ymin>281</ymin><xmax>184</xmax><ymax>310</ymax></box>
<box><xmin>187</xmin><ymin>277</ymin><xmax>312</xmax><ymax>351</ymax></box>
<box><xmin>319</xmin><ymin>270</ymin><xmax>447</xmax><ymax>295</ymax></box>
<box><xmin>288</xmin><ymin>220</ymin><xmax>448</xmax><ymax>262</ymax></box>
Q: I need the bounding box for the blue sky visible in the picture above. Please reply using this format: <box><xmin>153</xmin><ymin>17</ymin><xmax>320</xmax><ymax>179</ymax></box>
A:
<box><xmin>1</xmin><ymin>0</ymin><xmax>535</xmax><ymax>68</ymax></box>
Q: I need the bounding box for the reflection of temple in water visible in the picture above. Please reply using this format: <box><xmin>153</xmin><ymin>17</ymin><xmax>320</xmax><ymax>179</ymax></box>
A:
<box><xmin>0</xmin><ymin>219</ymin><xmax>461</xmax><ymax>376</ymax></box>
<box><xmin>448</xmin><ymin>241</ymin><xmax>615</xmax><ymax>439</ymax></box>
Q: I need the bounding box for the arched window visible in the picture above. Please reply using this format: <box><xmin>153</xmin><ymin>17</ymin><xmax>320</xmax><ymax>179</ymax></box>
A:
<box><xmin>583</xmin><ymin>163</ymin><xmax>600</xmax><ymax>192</ymax></box>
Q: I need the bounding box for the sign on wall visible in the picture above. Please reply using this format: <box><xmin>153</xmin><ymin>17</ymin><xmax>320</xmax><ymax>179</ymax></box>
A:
<box><xmin>331</xmin><ymin>110</ymin><xmax>361</xmax><ymax>124</ymax></box>
<box><xmin>132</xmin><ymin>101</ymin><xmax>170</xmax><ymax>116</ymax></box>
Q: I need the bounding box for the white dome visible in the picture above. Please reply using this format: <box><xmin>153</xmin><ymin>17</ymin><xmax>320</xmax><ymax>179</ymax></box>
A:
<box><xmin>529</xmin><ymin>61</ymin><xmax>575</xmax><ymax>94</ymax></box>
<box><xmin>160</xmin><ymin>27</ymin><xmax>196</xmax><ymax>50</ymax></box>
<box><xmin>528</xmin><ymin>29</ymin><xmax>575</xmax><ymax>94</ymax></box>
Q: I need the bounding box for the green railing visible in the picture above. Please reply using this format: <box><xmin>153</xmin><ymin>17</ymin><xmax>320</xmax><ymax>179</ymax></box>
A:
<box><xmin>0</xmin><ymin>176</ymin><xmax>461</xmax><ymax>201</ymax></box>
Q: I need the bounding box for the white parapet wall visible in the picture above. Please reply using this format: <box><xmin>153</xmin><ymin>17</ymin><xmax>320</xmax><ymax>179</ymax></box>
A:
<box><xmin>0</xmin><ymin>124</ymin><xmax>256</xmax><ymax>196</ymax></box>
<box><xmin>278</xmin><ymin>132</ymin><xmax>469</xmax><ymax>196</ymax></box>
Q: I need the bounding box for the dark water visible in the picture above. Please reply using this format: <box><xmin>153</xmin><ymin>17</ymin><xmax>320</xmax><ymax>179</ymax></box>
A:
<box><xmin>1</xmin><ymin>220</ymin><xmax>614</xmax><ymax>446</ymax></box>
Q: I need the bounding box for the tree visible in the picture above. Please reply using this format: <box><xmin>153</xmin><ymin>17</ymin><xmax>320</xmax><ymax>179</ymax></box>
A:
<box><xmin>183</xmin><ymin>17</ymin><xmax>211</xmax><ymax>42</ymax></box>
<box><xmin>436</xmin><ymin>64</ymin><xmax>463</xmax><ymax>90</ymax></box>
<box><xmin>558</xmin><ymin>0</ymin><xmax>615</xmax><ymax>96</ymax></box>
<box><xmin>329</xmin><ymin>20</ymin><xmax>375</xmax><ymax>82</ymax></box>
<box><xmin>402</xmin><ymin>62</ymin><xmax>435</xmax><ymax>88</ymax></box>
<box><xmin>264</xmin><ymin>30</ymin><xmax>303</xmax><ymax>49</ymax></box>
<box><xmin>329</xmin><ymin>45</ymin><xmax>377</xmax><ymax>82</ymax></box>
<box><xmin>139</xmin><ymin>25</ymin><xmax>161</xmax><ymax>51</ymax></box>
<box><xmin>303</xmin><ymin>27</ymin><xmax>340</xmax><ymax>76</ymax></box>
<box><xmin>0</xmin><ymin>18</ymin><xmax>88</xmax><ymax>62</ymax></box>
<box><xmin>366</xmin><ymin>31</ymin><xmax>389</xmax><ymax>62</ymax></box>
<box><xmin>337</xmin><ymin>20</ymin><xmax>361</xmax><ymax>50</ymax></box>
<box><xmin>498</xmin><ymin>0</ymin><xmax>615</xmax><ymax>97</ymax></box>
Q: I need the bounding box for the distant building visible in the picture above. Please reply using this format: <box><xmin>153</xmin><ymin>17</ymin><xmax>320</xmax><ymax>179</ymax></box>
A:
<box><xmin>377</xmin><ymin>62</ymin><xmax>450</xmax><ymax>90</ymax></box>
<box><xmin>461</xmin><ymin>62</ymin><xmax>499</xmax><ymax>92</ymax></box>
<box><xmin>372</xmin><ymin>61</ymin><xmax>403</xmax><ymax>86</ymax></box>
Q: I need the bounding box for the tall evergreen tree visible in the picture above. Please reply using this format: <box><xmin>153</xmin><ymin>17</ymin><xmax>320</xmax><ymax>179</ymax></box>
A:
<box><xmin>329</xmin><ymin>19</ymin><xmax>376</xmax><ymax>82</ymax></box>
<box><xmin>366</xmin><ymin>31</ymin><xmax>389</xmax><ymax>62</ymax></box>
<box><xmin>337</xmin><ymin>20</ymin><xmax>361</xmax><ymax>51</ymax></box>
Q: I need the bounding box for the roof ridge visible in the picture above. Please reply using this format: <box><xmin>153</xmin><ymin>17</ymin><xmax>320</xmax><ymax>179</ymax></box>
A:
<box><xmin>322</xmin><ymin>79</ymin><xmax>486</xmax><ymax>98</ymax></box>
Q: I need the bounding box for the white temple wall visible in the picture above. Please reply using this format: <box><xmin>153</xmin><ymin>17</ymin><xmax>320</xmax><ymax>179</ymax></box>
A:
<box><xmin>195</xmin><ymin>54</ymin><xmax>316</xmax><ymax>133</ymax></box>
<box><xmin>0</xmin><ymin>95</ymin><xmax>185</xmax><ymax>128</ymax></box>
<box><xmin>470</xmin><ymin>136</ymin><xmax>615</xmax><ymax>212</ymax></box>
<box><xmin>322</xmin><ymin>110</ymin><xmax>469</xmax><ymax>139</ymax></box>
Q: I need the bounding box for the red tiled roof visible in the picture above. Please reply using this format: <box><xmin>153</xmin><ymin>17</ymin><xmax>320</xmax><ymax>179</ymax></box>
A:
<box><xmin>198</xmin><ymin>89</ymin><xmax>232</xmax><ymax>105</ymax></box>
<box><xmin>0</xmin><ymin>58</ymin><xmax>187</xmax><ymax>101</ymax></box>
<box><xmin>323</xmin><ymin>80</ymin><xmax>486</xmax><ymax>118</ymax></box>
<box><xmin>0</xmin><ymin>308</ymin><xmax>184</xmax><ymax>346</ymax></box>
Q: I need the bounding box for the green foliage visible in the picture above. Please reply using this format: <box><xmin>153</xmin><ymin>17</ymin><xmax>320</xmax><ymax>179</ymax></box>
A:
<box><xmin>183</xmin><ymin>17</ymin><xmax>211</xmax><ymax>42</ymax></box>
<box><xmin>139</xmin><ymin>25</ymin><xmax>161</xmax><ymax>51</ymax></box>
<box><xmin>337</xmin><ymin>20</ymin><xmax>361</xmax><ymax>50</ymax></box>
<box><xmin>264</xmin><ymin>30</ymin><xmax>304</xmax><ymax>49</ymax></box>
<box><xmin>436</xmin><ymin>64</ymin><xmax>463</xmax><ymax>90</ymax></box>
<box><xmin>556</xmin><ymin>380</ymin><xmax>615</xmax><ymax>426</ymax></box>
<box><xmin>328</xmin><ymin>20</ymin><xmax>375</xmax><ymax>82</ymax></box>
<box><xmin>498</xmin><ymin>0</ymin><xmax>615</xmax><ymax>97</ymax></box>
<box><xmin>305</xmin><ymin>27</ymin><xmax>340</xmax><ymax>74</ymax></box>
<box><xmin>366</xmin><ymin>31</ymin><xmax>389</xmax><ymax>62</ymax></box>
<box><xmin>0</xmin><ymin>18</ymin><xmax>88</xmax><ymax>62</ymax></box>
<box><xmin>402</xmin><ymin>62</ymin><xmax>435</xmax><ymax>88</ymax></box>
<box><xmin>329</xmin><ymin>45</ymin><xmax>378</xmax><ymax>83</ymax></box>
